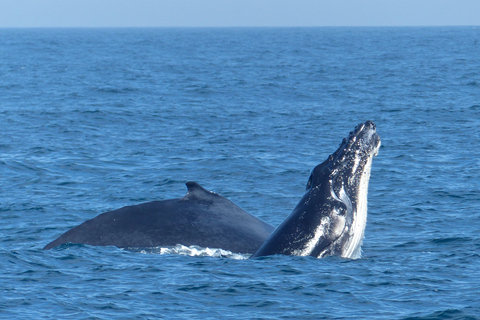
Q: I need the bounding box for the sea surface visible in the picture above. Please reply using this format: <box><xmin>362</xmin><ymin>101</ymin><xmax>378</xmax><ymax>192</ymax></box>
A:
<box><xmin>1</xmin><ymin>27</ymin><xmax>479</xmax><ymax>319</ymax></box>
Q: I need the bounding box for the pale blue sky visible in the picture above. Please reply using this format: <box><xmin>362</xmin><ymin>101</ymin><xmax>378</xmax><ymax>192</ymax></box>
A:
<box><xmin>1</xmin><ymin>0</ymin><xmax>479</xmax><ymax>28</ymax></box>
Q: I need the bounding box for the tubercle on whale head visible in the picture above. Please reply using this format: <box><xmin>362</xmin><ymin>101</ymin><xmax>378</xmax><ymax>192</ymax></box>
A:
<box><xmin>306</xmin><ymin>121</ymin><xmax>380</xmax><ymax>191</ymax></box>
<box><xmin>333</xmin><ymin>121</ymin><xmax>379</xmax><ymax>162</ymax></box>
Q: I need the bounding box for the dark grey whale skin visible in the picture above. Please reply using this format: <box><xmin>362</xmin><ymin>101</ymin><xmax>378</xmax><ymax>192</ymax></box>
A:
<box><xmin>44</xmin><ymin>182</ymin><xmax>275</xmax><ymax>254</ymax></box>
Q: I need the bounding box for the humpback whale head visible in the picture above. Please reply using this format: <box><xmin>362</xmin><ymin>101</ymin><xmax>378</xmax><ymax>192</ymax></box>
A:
<box><xmin>251</xmin><ymin>121</ymin><xmax>380</xmax><ymax>260</ymax></box>
<box><xmin>306</xmin><ymin>120</ymin><xmax>381</xmax><ymax>258</ymax></box>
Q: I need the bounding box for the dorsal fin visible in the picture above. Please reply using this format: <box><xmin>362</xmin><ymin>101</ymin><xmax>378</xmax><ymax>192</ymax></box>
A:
<box><xmin>184</xmin><ymin>181</ymin><xmax>216</xmax><ymax>200</ymax></box>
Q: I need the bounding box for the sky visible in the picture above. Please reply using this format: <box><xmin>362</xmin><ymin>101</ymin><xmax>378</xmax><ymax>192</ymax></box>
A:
<box><xmin>1</xmin><ymin>0</ymin><xmax>480</xmax><ymax>28</ymax></box>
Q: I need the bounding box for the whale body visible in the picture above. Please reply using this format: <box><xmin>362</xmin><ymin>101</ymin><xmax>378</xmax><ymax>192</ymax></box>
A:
<box><xmin>44</xmin><ymin>181</ymin><xmax>274</xmax><ymax>254</ymax></box>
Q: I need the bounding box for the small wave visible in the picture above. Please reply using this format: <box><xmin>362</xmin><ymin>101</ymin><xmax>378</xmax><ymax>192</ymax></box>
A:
<box><xmin>126</xmin><ymin>245</ymin><xmax>249</xmax><ymax>260</ymax></box>
<box><xmin>394</xmin><ymin>240</ymin><xmax>420</xmax><ymax>248</ymax></box>
<box><xmin>94</xmin><ymin>86</ymin><xmax>139</xmax><ymax>94</ymax></box>
<box><xmin>402</xmin><ymin>308</ymin><xmax>476</xmax><ymax>320</ymax></box>
<box><xmin>430</xmin><ymin>237</ymin><xmax>472</xmax><ymax>244</ymax></box>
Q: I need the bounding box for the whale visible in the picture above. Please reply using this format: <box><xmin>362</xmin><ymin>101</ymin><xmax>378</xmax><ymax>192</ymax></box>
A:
<box><xmin>44</xmin><ymin>181</ymin><xmax>275</xmax><ymax>253</ymax></box>
<box><xmin>251</xmin><ymin>121</ymin><xmax>380</xmax><ymax>259</ymax></box>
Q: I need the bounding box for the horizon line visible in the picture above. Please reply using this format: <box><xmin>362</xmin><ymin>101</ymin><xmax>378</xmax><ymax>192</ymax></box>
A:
<box><xmin>1</xmin><ymin>25</ymin><xmax>479</xmax><ymax>29</ymax></box>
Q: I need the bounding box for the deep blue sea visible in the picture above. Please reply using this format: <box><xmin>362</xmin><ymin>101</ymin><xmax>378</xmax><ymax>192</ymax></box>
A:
<box><xmin>1</xmin><ymin>27</ymin><xmax>480</xmax><ymax>319</ymax></box>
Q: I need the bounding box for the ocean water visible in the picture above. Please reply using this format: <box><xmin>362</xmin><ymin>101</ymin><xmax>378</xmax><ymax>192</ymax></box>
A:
<box><xmin>1</xmin><ymin>27</ymin><xmax>479</xmax><ymax>319</ymax></box>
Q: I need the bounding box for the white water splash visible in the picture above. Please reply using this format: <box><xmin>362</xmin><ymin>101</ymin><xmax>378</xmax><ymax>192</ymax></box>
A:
<box><xmin>132</xmin><ymin>245</ymin><xmax>249</xmax><ymax>260</ymax></box>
